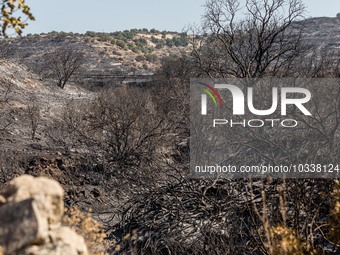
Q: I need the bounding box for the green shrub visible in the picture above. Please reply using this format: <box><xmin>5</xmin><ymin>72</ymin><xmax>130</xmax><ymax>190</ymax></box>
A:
<box><xmin>165</xmin><ymin>38</ymin><xmax>174</xmax><ymax>47</ymax></box>
<box><xmin>156</xmin><ymin>43</ymin><xmax>164</xmax><ymax>49</ymax></box>
<box><xmin>135</xmin><ymin>55</ymin><xmax>146</xmax><ymax>62</ymax></box>
<box><xmin>116</xmin><ymin>40</ymin><xmax>126</xmax><ymax>49</ymax></box>
<box><xmin>145</xmin><ymin>53</ymin><xmax>158</xmax><ymax>63</ymax></box>
<box><xmin>121</xmin><ymin>30</ymin><xmax>135</xmax><ymax>39</ymax></box>
<box><xmin>131</xmin><ymin>47</ymin><xmax>140</xmax><ymax>53</ymax></box>
<box><xmin>151</xmin><ymin>36</ymin><xmax>158</xmax><ymax>44</ymax></box>
<box><xmin>150</xmin><ymin>28</ymin><xmax>159</xmax><ymax>33</ymax></box>
<box><xmin>134</xmin><ymin>38</ymin><xmax>147</xmax><ymax>45</ymax></box>
<box><xmin>97</xmin><ymin>35</ymin><xmax>109</xmax><ymax>42</ymax></box>
<box><xmin>85</xmin><ymin>31</ymin><xmax>97</xmax><ymax>37</ymax></box>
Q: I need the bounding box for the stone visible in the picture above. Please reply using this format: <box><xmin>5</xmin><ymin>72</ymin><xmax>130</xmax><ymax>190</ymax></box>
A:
<box><xmin>0</xmin><ymin>175</ymin><xmax>89</xmax><ymax>255</ymax></box>
<box><xmin>1</xmin><ymin>175</ymin><xmax>64</xmax><ymax>224</ymax></box>
<box><xmin>51</xmin><ymin>227</ymin><xmax>88</xmax><ymax>255</ymax></box>
<box><xmin>0</xmin><ymin>198</ymin><xmax>49</xmax><ymax>253</ymax></box>
<box><xmin>23</xmin><ymin>227</ymin><xmax>88</xmax><ymax>255</ymax></box>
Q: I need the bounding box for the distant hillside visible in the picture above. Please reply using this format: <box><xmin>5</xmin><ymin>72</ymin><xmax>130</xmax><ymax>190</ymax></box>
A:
<box><xmin>1</xmin><ymin>15</ymin><xmax>340</xmax><ymax>81</ymax></box>
<box><xmin>1</xmin><ymin>15</ymin><xmax>340</xmax><ymax>255</ymax></box>
<box><xmin>0</xmin><ymin>29</ymin><xmax>191</xmax><ymax>77</ymax></box>
<box><xmin>295</xmin><ymin>14</ymin><xmax>340</xmax><ymax>52</ymax></box>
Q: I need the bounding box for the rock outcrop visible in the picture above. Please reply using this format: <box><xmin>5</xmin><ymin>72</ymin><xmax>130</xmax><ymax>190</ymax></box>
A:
<box><xmin>0</xmin><ymin>175</ymin><xmax>88</xmax><ymax>255</ymax></box>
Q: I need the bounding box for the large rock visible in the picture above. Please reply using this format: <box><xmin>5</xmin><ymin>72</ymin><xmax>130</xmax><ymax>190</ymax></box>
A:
<box><xmin>1</xmin><ymin>175</ymin><xmax>64</xmax><ymax>224</ymax></box>
<box><xmin>0</xmin><ymin>175</ymin><xmax>88</xmax><ymax>255</ymax></box>
<box><xmin>23</xmin><ymin>227</ymin><xmax>88</xmax><ymax>255</ymax></box>
<box><xmin>0</xmin><ymin>198</ymin><xmax>49</xmax><ymax>254</ymax></box>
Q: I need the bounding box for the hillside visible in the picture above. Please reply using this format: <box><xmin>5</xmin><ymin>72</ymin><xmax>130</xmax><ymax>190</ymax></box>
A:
<box><xmin>1</xmin><ymin>29</ymin><xmax>190</xmax><ymax>75</ymax></box>
<box><xmin>0</xmin><ymin>14</ymin><xmax>340</xmax><ymax>255</ymax></box>
<box><xmin>295</xmin><ymin>14</ymin><xmax>340</xmax><ymax>52</ymax></box>
<box><xmin>2</xmin><ymin>14</ymin><xmax>340</xmax><ymax>79</ymax></box>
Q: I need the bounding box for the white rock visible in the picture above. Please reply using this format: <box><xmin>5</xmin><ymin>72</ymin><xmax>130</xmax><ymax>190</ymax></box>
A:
<box><xmin>23</xmin><ymin>227</ymin><xmax>88</xmax><ymax>255</ymax></box>
<box><xmin>1</xmin><ymin>175</ymin><xmax>64</xmax><ymax>224</ymax></box>
<box><xmin>0</xmin><ymin>198</ymin><xmax>49</xmax><ymax>253</ymax></box>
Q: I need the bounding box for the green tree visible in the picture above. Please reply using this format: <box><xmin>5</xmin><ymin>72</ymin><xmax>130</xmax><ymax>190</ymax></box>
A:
<box><xmin>0</xmin><ymin>0</ymin><xmax>35</xmax><ymax>36</ymax></box>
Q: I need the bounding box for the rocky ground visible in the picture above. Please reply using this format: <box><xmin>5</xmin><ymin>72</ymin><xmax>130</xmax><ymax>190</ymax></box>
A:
<box><xmin>0</xmin><ymin>59</ymin><xmax>109</xmax><ymax>214</ymax></box>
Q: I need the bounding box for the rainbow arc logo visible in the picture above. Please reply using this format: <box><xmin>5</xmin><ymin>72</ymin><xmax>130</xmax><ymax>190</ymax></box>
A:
<box><xmin>198</xmin><ymin>82</ymin><xmax>222</xmax><ymax>115</ymax></box>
